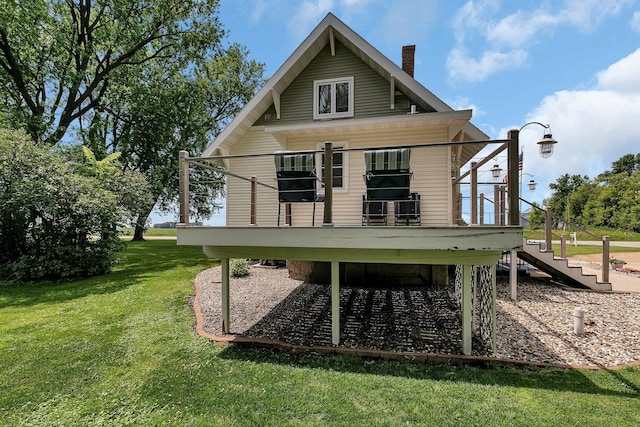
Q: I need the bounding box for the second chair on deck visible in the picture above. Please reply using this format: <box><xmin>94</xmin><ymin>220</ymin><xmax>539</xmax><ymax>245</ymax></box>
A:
<box><xmin>362</xmin><ymin>148</ymin><xmax>416</xmax><ymax>225</ymax></box>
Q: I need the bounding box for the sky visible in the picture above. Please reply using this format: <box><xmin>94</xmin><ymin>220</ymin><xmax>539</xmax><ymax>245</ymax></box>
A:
<box><xmin>154</xmin><ymin>0</ymin><xmax>640</xmax><ymax>224</ymax></box>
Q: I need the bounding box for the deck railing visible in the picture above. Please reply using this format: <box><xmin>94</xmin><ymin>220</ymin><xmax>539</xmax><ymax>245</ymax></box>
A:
<box><xmin>178</xmin><ymin>136</ymin><xmax>523</xmax><ymax>228</ymax></box>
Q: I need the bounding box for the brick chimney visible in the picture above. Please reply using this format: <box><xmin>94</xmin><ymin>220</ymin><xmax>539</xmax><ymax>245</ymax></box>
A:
<box><xmin>402</xmin><ymin>45</ymin><xmax>415</xmax><ymax>77</ymax></box>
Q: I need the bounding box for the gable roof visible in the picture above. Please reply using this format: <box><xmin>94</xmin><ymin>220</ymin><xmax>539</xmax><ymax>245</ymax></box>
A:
<box><xmin>202</xmin><ymin>13</ymin><xmax>489</xmax><ymax>164</ymax></box>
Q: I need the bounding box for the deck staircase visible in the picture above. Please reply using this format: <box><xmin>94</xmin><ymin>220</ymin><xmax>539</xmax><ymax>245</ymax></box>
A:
<box><xmin>518</xmin><ymin>238</ymin><xmax>612</xmax><ymax>291</ymax></box>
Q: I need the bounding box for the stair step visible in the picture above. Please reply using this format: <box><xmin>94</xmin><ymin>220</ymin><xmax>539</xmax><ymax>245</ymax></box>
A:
<box><xmin>519</xmin><ymin>238</ymin><xmax>611</xmax><ymax>291</ymax></box>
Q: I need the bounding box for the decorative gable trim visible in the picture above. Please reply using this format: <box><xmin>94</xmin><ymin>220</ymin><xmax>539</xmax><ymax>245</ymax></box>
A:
<box><xmin>201</xmin><ymin>13</ymin><xmax>488</xmax><ymax>165</ymax></box>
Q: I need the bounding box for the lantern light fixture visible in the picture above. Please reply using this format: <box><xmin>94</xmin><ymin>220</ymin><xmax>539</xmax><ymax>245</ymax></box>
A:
<box><xmin>490</xmin><ymin>164</ymin><xmax>502</xmax><ymax>179</ymax></box>
<box><xmin>519</xmin><ymin>122</ymin><xmax>558</xmax><ymax>158</ymax></box>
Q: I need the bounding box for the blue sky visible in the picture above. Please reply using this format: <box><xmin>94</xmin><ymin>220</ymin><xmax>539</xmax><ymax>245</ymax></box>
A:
<box><xmin>154</xmin><ymin>0</ymin><xmax>640</xmax><ymax>224</ymax></box>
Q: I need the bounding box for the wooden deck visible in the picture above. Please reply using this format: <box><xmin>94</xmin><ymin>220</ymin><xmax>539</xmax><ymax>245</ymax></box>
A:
<box><xmin>177</xmin><ymin>225</ymin><xmax>523</xmax><ymax>266</ymax></box>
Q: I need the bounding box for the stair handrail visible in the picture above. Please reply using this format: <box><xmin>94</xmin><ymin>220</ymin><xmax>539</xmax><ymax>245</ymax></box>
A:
<box><xmin>519</xmin><ymin>196</ymin><xmax>611</xmax><ymax>283</ymax></box>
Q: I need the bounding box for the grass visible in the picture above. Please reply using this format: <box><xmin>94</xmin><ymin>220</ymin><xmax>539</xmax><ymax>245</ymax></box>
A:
<box><xmin>119</xmin><ymin>227</ymin><xmax>177</xmax><ymax>237</ymax></box>
<box><xmin>523</xmin><ymin>229</ymin><xmax>640</xmax><ymax>257</ymax></box>
<box><xmin>524</xmin><ymin>228</ymin><xmax>640</xmax><ymax>242</ymax></box>
<box><xmin>1</xmin><ymin>241</ymin><xmax>639</xmax><ymax>426</ymax></box>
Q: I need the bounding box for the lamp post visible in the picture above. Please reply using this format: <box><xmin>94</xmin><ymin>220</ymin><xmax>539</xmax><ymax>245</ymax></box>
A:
<box><xmin>521</xmin><ymin>173</ymin><xmax>536</xmax><ymax>192</ymax></box>
<box><xmin>508</xmin><ymin>122</ymin><xmax>557</xmax><ymax>301</ymax></box>
<box><xmin>510</xmin><ymin>122</ymin><xmax>558</xmax><ymax>225</ymax></box>
<box><xmin>519</xmin><ymin>121</ymin><xmax>558</xmax><ymax>158</ymax></box>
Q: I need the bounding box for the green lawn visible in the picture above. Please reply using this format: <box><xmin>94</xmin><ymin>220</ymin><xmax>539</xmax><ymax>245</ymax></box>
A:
<box><xmin>1</xmin><ymin>241</ymin><xmax>639</xmax><ymax>426</ymax></box>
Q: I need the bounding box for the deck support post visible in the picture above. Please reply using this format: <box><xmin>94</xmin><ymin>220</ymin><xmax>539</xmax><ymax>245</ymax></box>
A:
<box><xmin>331</xmin><ymin>261</ymin><xmax>340</xmax><ymax>345</ymax></box>
<box><xmin>491</xmin><ymin>263</ymin><xmax>497</xmax><ymax>352</ymax></box>
<box><xmin>509</xmin><ymin>250</ymin><xmax>518</xmax><ymax>300</ymax></box>
<box><xmin>462</xmin><ymin>264</ymin><xmax>472</xmax><ymax>355</ymax></box>
<box><xmin>221</xmin><ymin>258</ymin><xmax>230</xmax><ymax>333</ymax></box>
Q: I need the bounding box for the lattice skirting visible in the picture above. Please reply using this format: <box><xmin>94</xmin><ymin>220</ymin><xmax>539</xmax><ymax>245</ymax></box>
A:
<box><xmin>454</xmin><ymin>264</ymin><xmax>496</xmax><ymax>352</ymax></box>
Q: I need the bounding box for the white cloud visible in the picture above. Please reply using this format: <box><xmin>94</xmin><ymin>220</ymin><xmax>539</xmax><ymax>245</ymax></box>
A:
<box><xmin>560</xmin><ymin>0</ymin><xmax>634</xmax><ymax>31</ymax></box>
<box><xmin>515</xmin><ymin>49</ymin><xmax>640</xmax><ymax>199</ymax></box>
<box><xmin>287</xmin><ymin>0</ymin><xmax>334</xmax><ymax>40</ymax></box>
<box><xmin>249</xmin><ymin>0</ymin><xmax>267</xmax><ymax>25</ymax></box>
<box><xmin>631</xmin><ymin>10</ymin><xmax>640</xmax><ymax>31</ymax></box>
<box><xmin>447</xmin><ymin>47</ymin><xmax>528</xmax><ymax>83</ymax></box>
<box><xmin>487</xmin><ymin>10</ymin><xmax>559</xmax><ymax>48</ymax></box>
<box><xmin>378</xmin><ymin>0</ymin><xmax>437</xmax><ymax>44</ymax></box>
<box><xmin>338</xmin><ymin>0</ymin><xmax>372</xmax><ymax>6</ymax></box>
<box><xmin>448</xmin><ymin>0</ymin><xmax>637</xmax><ymax>83</ymax></box>
<box><xmin>446</xmin><ymin>96</ymin><xmax>485</xmax><ymax>116</ymax></box>
<box><xmin>596</xmin><ymin>48</ymin><xmax>640</xmax><ymax>92</ymax></box>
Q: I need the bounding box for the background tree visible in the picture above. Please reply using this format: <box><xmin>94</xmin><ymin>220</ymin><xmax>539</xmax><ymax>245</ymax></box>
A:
<box><xmin>0</xmin><ymin>0</ymin><xmax>225</xmax><ymax>146</ymax></box>
<box><xmin>0</xmin><ymin>128</ymin><xmax>150</xmax><ymax>282</ymax></box>
<box><xmin>582</xmin><ymin>171</ymin><xmax>640</xmax><ymax>232</ymax></box>
<box><xmin>82</xmin><ymin>43</ymin><xmax>263</xmax><ymax>240</ymax></box>
<box><xmin>526</xmin><ymin>202</ymin><xmax>546</xmax><ymax>230</ymax></box>
<box><xmin>599</xmin><ymin>153</ymin><xmax>640</xmax><ymax>181</ymax></box>
<box><xmin>1</xmin><ymin>1</ymin><xmax>264</xmax><ymax>239</ymax></box>
<box><xmin>547</xmin><ymin>174</ymin><xmax>590</xmax><ymax>228</ymax></box>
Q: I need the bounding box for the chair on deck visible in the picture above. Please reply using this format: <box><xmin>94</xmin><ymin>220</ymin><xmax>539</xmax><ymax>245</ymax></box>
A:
<box><xmin>363</xmin><ymin>148</ymin><xmax>414</xmax><ymax>224</ymax></box>
<box><xmin>362</xmin><ymin>195</ymin><xmax>388</xmax><ymax>225</ymax></box>
<box><xmin>274</xmin><ymin>152</ymin><xmax>320</xmax><ymax>226</ymax></box>
<box><xmin>394</xmin><ymin>192</ymin><xmax>421</xmax><ymax>225</ymax></box>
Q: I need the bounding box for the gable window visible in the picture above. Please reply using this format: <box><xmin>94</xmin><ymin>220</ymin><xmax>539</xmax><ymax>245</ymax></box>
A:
<box><xmin>318</xmin><ymin>143</ymin><xmax>348</xmax><ymax>190</ymax></box>
<box><xmin>313</xmin><ymin>77</ymin><xmax>354</xmax><ymax>119</ymax></box>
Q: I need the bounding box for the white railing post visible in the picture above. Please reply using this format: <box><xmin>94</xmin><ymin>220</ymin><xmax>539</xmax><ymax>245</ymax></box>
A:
<box><xmin>250</xmin><ymin>176</ymin><xmax>257</xmax><ymax>226</ymax></box>
<box><xmin>507</xmin><ymin>129</ymin><xmax>520</xmax><ymax>226</ymax></box>
<box><xmin>470</xmin><ymin>162</ymin><xmax>477</xmax><ymax>225</ymax></box>
<box><xmin>602</xmin><ymin>236</ymin><xmax>610</xmax><ymax>283</ymax></box>
<box><xmin>323</xmin><ymin>142</ymin><xmax>333</xmax><ymax>226</ymax></box>
<box><xmin>545</xmin><ymin>207</ymin><xmax>552</xmax><ymax>252</ymax></box>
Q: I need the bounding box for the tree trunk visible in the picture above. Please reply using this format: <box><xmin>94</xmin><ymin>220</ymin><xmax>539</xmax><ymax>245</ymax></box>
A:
<box><xmin>131</xmin><ymin>205</ymin><xmax>154</xmax><ymax>241</ymax></box>
<box><xmin>132</xmin><ymin>222</ymin><xmax>145</xmax><ymax>241</ymax></box>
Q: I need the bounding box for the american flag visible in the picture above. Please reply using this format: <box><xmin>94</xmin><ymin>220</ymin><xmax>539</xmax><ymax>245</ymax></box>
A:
<box><xmin>518</xmin><ymin>151</ymin><xmax>523</xmax><ymax>171</ymax></box>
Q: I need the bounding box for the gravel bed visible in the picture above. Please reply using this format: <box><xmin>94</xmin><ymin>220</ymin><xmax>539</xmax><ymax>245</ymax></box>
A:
<box><xmin>196</xmin><ymin>265</ymin><xmax>640</xmax><ymax>368</ymax></box>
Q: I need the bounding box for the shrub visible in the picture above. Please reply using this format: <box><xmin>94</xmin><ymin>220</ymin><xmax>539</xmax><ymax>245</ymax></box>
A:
<box><xmin>230</xmin><ymin>259</ymin><xmax>250</xmax><ymax>277</ymax></box>
<box><xmin>0</xmin><ymin>128</ymin><xmax>150</xmax><ymax>282</ymax></box>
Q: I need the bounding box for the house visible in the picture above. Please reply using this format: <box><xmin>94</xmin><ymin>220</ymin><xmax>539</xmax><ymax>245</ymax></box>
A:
<box><xmin>177</xmin><ymin>13</ymin><xmax>523</xmax><ymax>355</ymax></box>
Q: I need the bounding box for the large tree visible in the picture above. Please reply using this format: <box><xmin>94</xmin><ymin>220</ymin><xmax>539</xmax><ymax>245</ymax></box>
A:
<box><xmin>82</xmin><ymin>43</ymin><xmax>263</xmax><ymax>240</ymax></box>
<box><xmin>1</xmin><ymin>1</ymin><xmax>264</xmax><ymax>239</ymax></box>
<box><xmin>0</xmin><ymin>0</ymin><xmax>225</xmax><ymax>146</ymax></box>
<box><xmin>547</xmin><ymin>174</ymin><xmax>590</xmax><ymax>228</ymax></box>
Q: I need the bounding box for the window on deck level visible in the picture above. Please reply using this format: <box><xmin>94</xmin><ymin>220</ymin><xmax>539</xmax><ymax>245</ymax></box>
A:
<box><xmin>318</xmin><ymin>144</ymin><xmax>347</xmax><ymax>190</ymax></box>
<box><xmin>313</xmin><ymin>77</ymin><xmax>354</xmax><ymax>119</ymax></box>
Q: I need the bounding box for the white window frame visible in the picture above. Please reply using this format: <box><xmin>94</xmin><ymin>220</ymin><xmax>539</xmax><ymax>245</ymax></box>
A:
<box><xmin>313</xmin><ymin>77</ymin><xmax>354</xmax><ymax>120</ymax></box>
<box><xmin>317</xmin><ymin>141</ymin><xmax>348</xmax><ymax>191</ymax></box>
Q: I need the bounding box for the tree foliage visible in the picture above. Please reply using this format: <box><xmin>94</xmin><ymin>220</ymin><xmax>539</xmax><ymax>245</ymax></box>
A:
<box><xmin>0</xmin><ymin>0</ymin><xmax>225</xmax><ymax>146</ymax></box>
<box><xmin>527</xmin><ymin>202</ymin><xmax>546</xmax><ymax>230</ymax></box>
<box><xmin>1</xmin><ymin>0</ymin><xmax>265</xmax><ymax>239</ymax></box>
<box><xmin>545</xmin><ymin>154</ymin><xmax>640</xmax><ymax>232</ymax></box>
<box><xmin>547</xmin><ymin>174</ymin><xmax>590</xmax><ymax>227</ymax></box>
<box><xmin>0</xmin><ymin>127</ymin><xmax>150</xmax><ymax>282</ymax></box>
<box><xmin>82</xmin><ymin>43</ymin><xmax>263</xmax><ymax>239</ymax></box>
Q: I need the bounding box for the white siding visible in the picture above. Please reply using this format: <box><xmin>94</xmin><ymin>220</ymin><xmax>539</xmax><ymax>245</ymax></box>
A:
<box><xmin>284</xmin><ymin>125</ymin><xmax>452</xmax><ymax>226</ymax></box>
<box><xmin>226</xmin><ymin>128</ymin><xmax>283</xmax><ymax>226</ymax></box>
